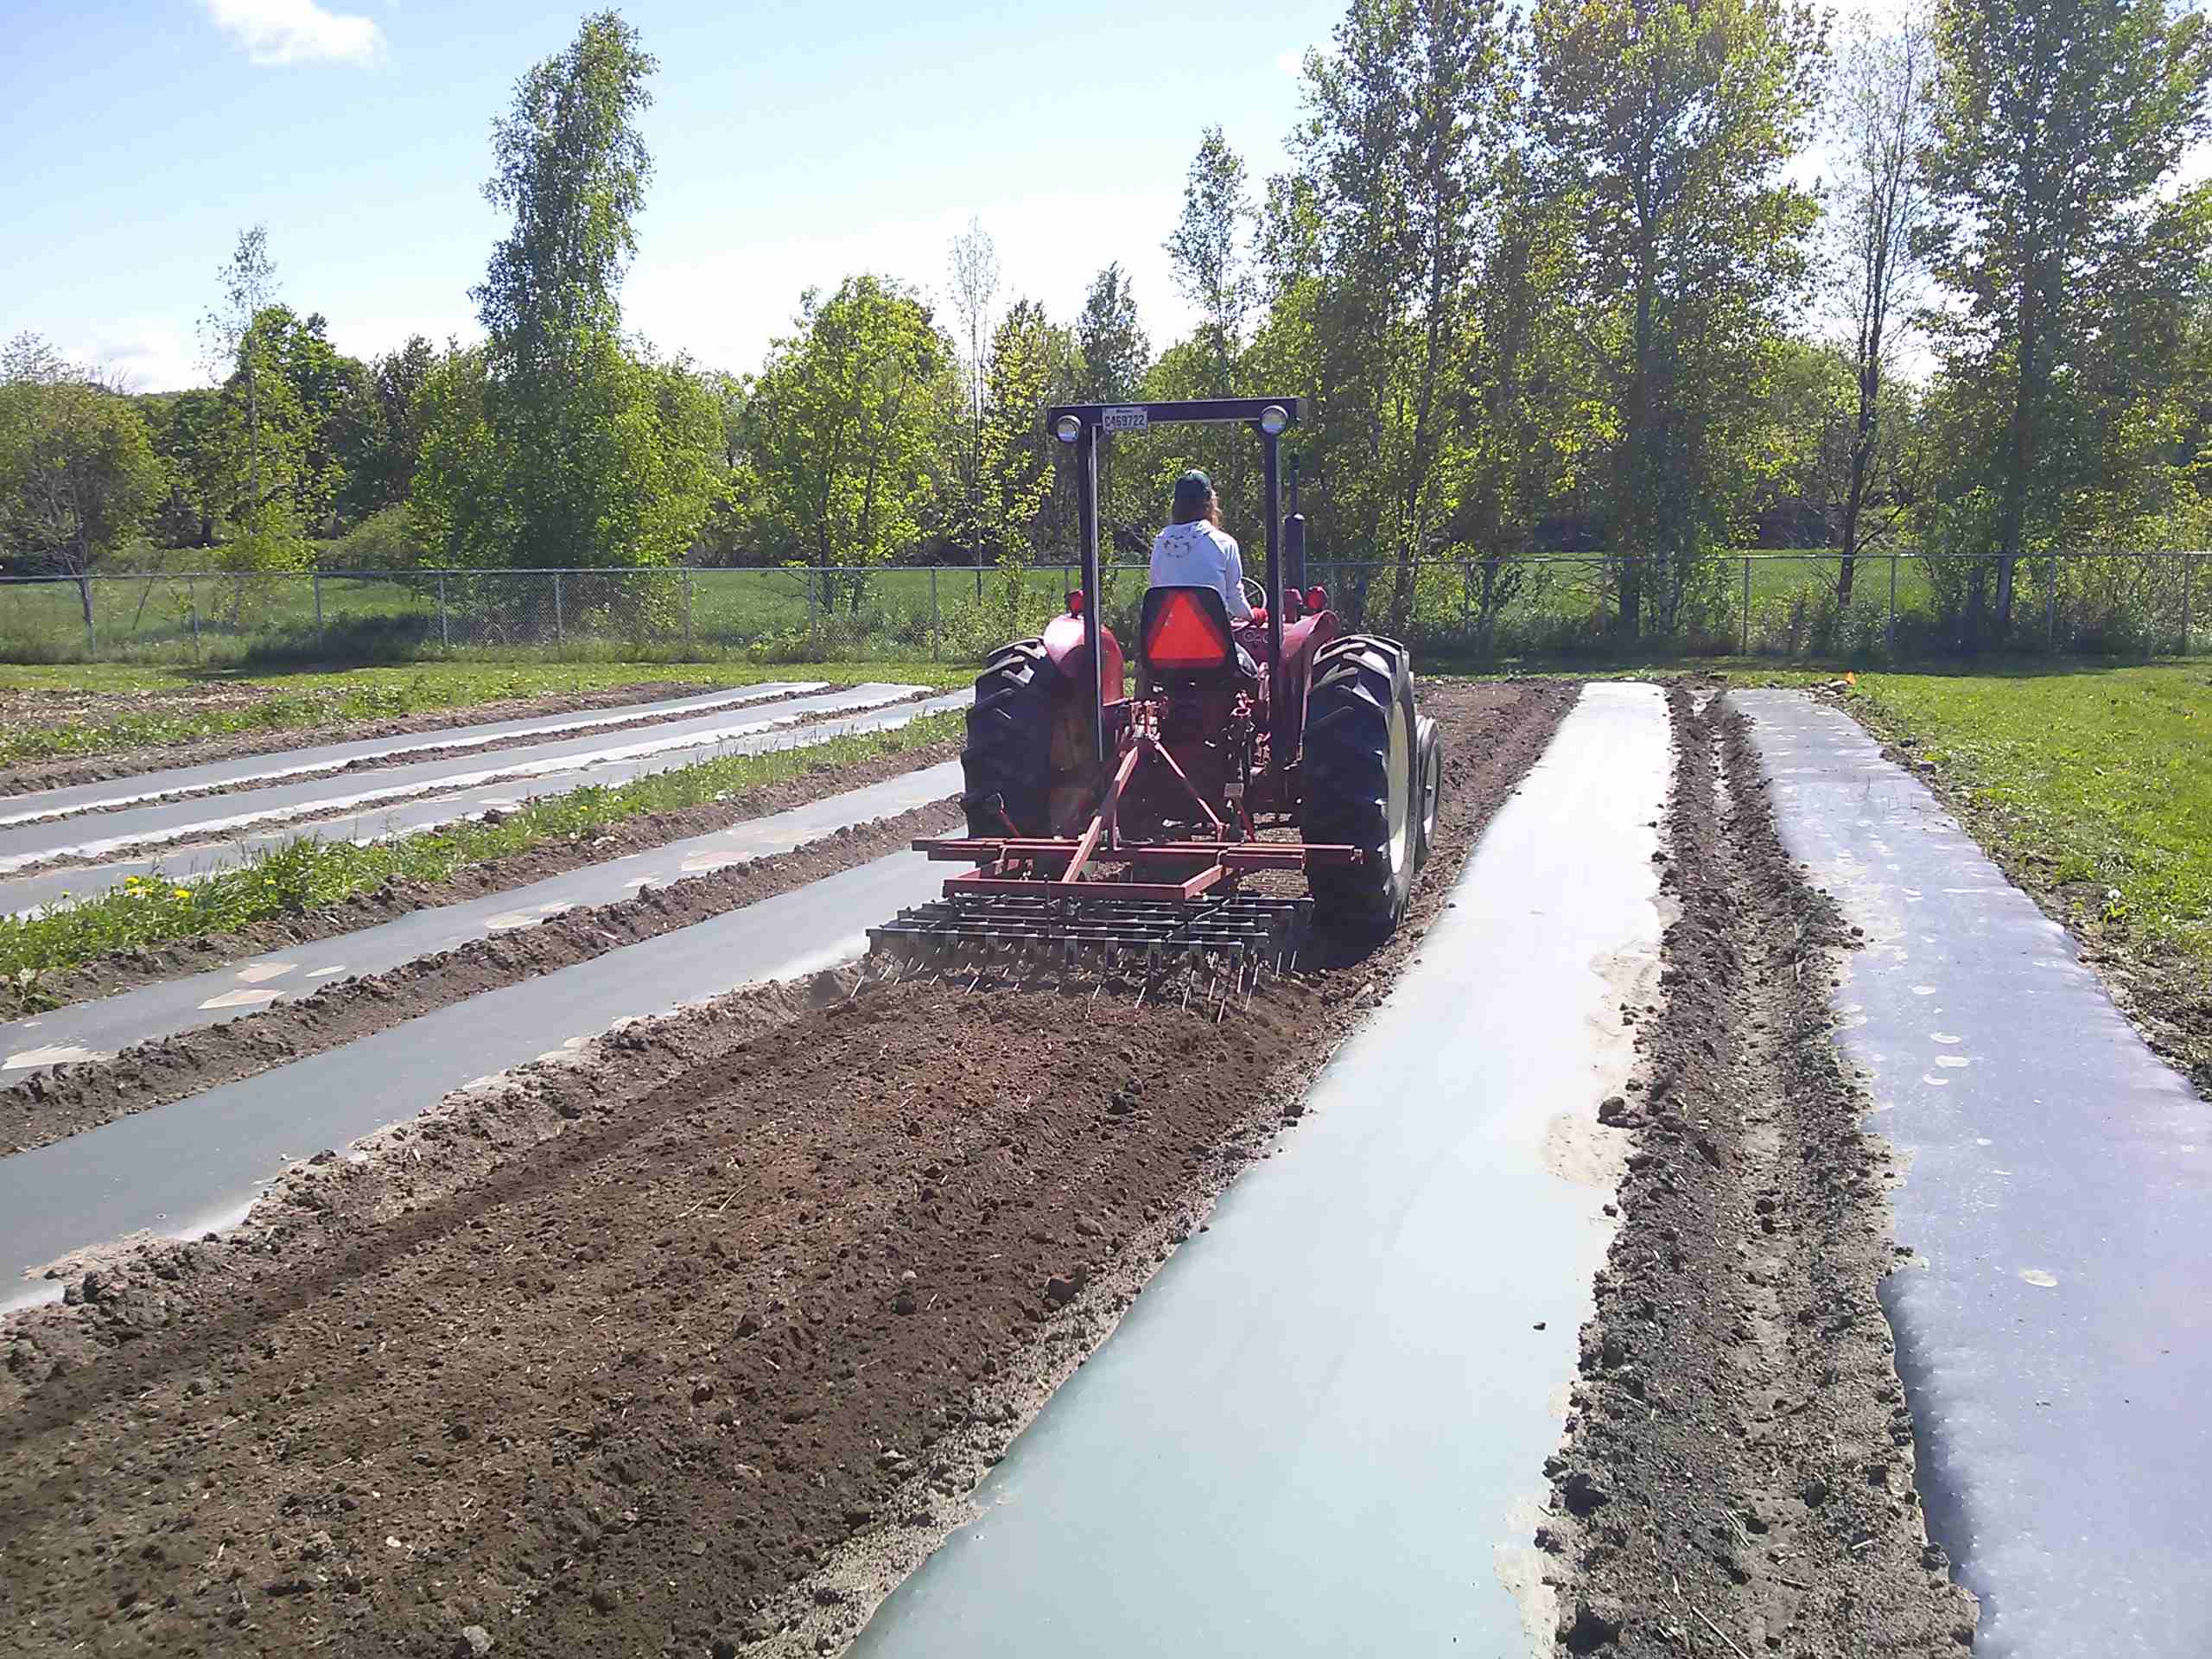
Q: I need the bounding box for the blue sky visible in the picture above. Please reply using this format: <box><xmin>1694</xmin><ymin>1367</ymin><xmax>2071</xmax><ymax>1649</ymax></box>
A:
<box><xmin>3</xmin><ymin>0</ymin><xmax>1347</xmax><ymax>391</ymax></box>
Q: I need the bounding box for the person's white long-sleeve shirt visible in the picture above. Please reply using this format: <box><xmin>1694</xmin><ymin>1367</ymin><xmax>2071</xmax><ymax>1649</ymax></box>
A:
<box><xmin>1148</xmin><ymin>520</ymin><xmax>1253</xmax><ymax>621</ymax></box>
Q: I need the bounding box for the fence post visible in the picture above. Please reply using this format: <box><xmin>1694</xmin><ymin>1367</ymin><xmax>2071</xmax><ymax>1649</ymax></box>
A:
<box><xmin>437</xmin><ymin>573</ymin><xmax>450</xmax><ymax>652</ymax></box>
<box><xmin>683</xmin><ymin>569</ymin><xmax>695</xmax><ymax>654</ymax></box>
<box><xmin>2185</xmin><ymin>552</ymin><xmax>2195</xmax><ymax>657</ymax></box>
<box><xmin>1740</xmin><ymin>556</ymin><xmax>1751</xmax><ymax>656</ymax></box>
<box><xmin>312</xmin><ymin>571</ymin><xmax>323</xmax><ymax>650</ymax></box>
<box><xmin>552</xmin><ymin>571</ymin><xmax>564</xmax><ymax>643</ymax></box>
<box><xmin>188</xmin><ymin>577</ymin><xmax>200</xmax><ymax>659</ymax></box>
<box><xmin>80</xmin><ymin>577</ymin><xmax>95</xmax><ymax>658</ymax></box>
<box><xmin>1886</xmin><ymin>551</ymin><xmax>1898</xmax><ymax>658</ymax></box>
<box><xmin>930</xmin><ymin>566</ymin><xmax>940</xmax><ymax>661</ymax></box>
<box><xmin>807</xmin><ymin>569</ymin><xmax>818</xmax><ymax>637</ymax></box>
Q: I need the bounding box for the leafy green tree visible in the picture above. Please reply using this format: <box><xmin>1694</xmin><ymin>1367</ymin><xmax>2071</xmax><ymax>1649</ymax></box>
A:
<box><xmin>1531</xmin><ymin>0</ymin><xmax>1825</xmax><ymax>639</ymax></box>
<box><xmin>1160</xmin><ymin>129</ymin><xmax>1262</xmax><ymax>533</ymax></box>
<box><xmin>945</xmin><ymin>219</ymin><xmax>1001</xmax><ymax>574</ymax></box>
<box><xmin>0</xmin><ymin>335</ymin><xmax>163</xmax><ymax>626</ymax></box>
<box><xmin>743</xmin><ymin>276</ymin><xmax>953</xmax><ymax>603</ymax></box>
<box><xmin>198</xmin><ymin>226</ymin><xmax>278</xmax><ymax>519</ymax></box>
<box><xmin>1824</xmin><ymin>5</ymin><xmax>1935</xmax><ymax>602</ymax></box>
<box><xmin>1454</xmin><ymin>143</ymin><xmax>1592</xmax><ymax>649</ymax></box>
<box><xmin>1166</xmin><ymin>126</ymin><xmax>1257</xmax><ymax>389</ymax></box>
<box><xmin>334</xmin><ymin>334</ymin><xmax>436</xmax><ymax>523</ymax></box>
<box><xmin>1069</xmin><ymin>266</ymin><xmax>1154</xmax><ymax>553</ymax></box>
<box><xmin>474</xmin><ymin>11</ymin><xmax>651</xmax><ymax>370</ymax></box>
<box><xmin>203</xmin><ymin>310</ymin><xmax>315</xmax><ymax>538</ymax></box>
<box><xmin>1922</xmin><ymin>0</ymin><xmax>2212</xmax><ymax>639</ymax></box>
<box><xmin>415</xmin><ymin>11</ymin><xmax>717</xmax><ymax>574</ymax></box>
<box><xmin>1076</xmin><ymin>264</ymin><xmax>1150</xmax><ymax>404</ymax></box>
<box><xmin>1282</xmin><ymin>0</ymin><xmax>1512</xmax><ymax>629</ymax></box>
<box><xmin>241</xmin><ymin>306</ymin><xmax>362</xmax><ymax>533</ymax></box>
<box><xmin>980</xmin><ymin>300</ymin><xmax>1079</xmax><ymax>562</ymax></box>
<box><xmin>412</xmin><ymin>334</ymin><xmax>721</xmax><ymax>570</ymax></box>
<box><xmin>138</xmin><ymin>389</ymin><xmax>225</xmax><ymax>547</ymax></box>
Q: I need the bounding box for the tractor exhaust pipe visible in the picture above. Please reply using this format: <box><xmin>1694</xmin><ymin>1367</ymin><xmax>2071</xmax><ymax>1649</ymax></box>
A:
<box><xmin>1261</xmin><ymin>425</ymin><xmax>1283</xmax><ymax>754</ymax></box>
<box><xmin>1076</xmin><ymin>418</ymin><xmax>1105</xmax><ymax>772</ymax></box>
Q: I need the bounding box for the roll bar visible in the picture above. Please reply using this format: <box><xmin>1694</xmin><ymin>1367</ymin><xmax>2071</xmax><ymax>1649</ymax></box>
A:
<box><xmin>1045</xmin><ymin>398</ymin><xmax>1302</xmax><ymax>769</ymax></box>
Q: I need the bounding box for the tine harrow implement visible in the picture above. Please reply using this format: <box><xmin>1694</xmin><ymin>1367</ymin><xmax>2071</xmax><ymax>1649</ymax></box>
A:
<box><xmin>868</xmin><ymin>890</ymin><xmax>1311</xmax><ymax>972</ymax></box>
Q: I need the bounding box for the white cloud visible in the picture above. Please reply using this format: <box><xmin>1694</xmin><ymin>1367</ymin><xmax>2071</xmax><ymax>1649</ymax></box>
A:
<box><xmin>1276</xmin><ymin>48</ymin><xmax>1304</xmax><ymax>76</ymax></box>
<box><xmin>70</xmin><ymin>325</ymin><xmax>201</xmax><ymax>393</ymax></box>
<box><xmin>203</xmin><ymin>0</ymin><xmax>384</xmax><ymax>67</ymax></box>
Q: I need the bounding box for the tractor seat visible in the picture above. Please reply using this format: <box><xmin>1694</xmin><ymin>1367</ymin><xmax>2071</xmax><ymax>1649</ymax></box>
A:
<box><xmin>1140</xmin><ymin>586</ymin><xmax>1258</xmax><ymax>685</ymax></box>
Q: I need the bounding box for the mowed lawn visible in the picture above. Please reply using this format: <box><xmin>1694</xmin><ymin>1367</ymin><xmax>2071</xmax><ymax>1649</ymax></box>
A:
<box><xmin>1847</xmin><ymin>666</ymin><xmax>2212</xmax><ymax>951</ymax></box>
<box><xmin>1841</xmin><ymin>663</ymin><xmax>2212</xmax><ymax>1089</ymax></box>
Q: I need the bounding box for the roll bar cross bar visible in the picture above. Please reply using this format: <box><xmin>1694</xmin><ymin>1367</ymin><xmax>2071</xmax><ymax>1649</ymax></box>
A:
<box><xmin>1046</xmin><ymin>398</ymin><xmax>1302</xmax><ymax>769</ymax></box>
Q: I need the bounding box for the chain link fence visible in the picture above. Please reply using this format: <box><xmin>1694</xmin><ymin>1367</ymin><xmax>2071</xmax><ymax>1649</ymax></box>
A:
<box><xmin>2</xmin><ymin>550</ymin><xmax>2206</xmax><ymax>665</ymax></box>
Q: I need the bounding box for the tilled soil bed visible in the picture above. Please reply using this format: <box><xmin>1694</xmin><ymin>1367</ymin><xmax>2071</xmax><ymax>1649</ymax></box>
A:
<box><xmin>0</xmin><ymin>678</ymin><xmax>1573</xmax><ymax>1659</ymax></box>
<box><xmin>1540</xmin><ymin>685</ymin><xmax>1976</xmax><ymax>1655</ymax></box>
<box><xmin>0</xmin><ymin>680</ymin><xmax>786</xmax><ymax>798</ymax></box>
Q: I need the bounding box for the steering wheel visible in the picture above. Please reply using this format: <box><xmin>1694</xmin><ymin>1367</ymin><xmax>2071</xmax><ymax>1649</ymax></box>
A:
<box><xmin>1240</xmin><ymin>577</ymin><xmax>1267</xmax><ymax>616</ymax></box>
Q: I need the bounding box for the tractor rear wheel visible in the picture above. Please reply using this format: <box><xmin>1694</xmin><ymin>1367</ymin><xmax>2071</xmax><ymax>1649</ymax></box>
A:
<box><xmin>1414</xmin><ymin>715</ymin><xmax>1442</xmax><ymax>869</ymax></box>
<box><xmin>961</xmin><ymin>639</ymin><xmax>1054</xmax><ymax>837</ymax></box>
<box><xmin>1300</xmin><ymin>634</ymin><xmax>1418</xmax><ymax>934</ymax></box>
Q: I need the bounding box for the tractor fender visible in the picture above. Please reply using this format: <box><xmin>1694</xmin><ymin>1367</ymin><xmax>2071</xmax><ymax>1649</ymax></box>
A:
<box><xmin>1275</xmin><ymin>611</ymin><xmax>1339</xmax><ymax>753</ymax></box>
<box><xmin>1041</xmin><ymin>611</ymin><xmax>1125</xmax><ymax>700</ymax></box>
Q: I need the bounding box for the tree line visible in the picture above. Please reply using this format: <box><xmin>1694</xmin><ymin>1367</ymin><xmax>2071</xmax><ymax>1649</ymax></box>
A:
<box><xmin>5</xmin><ymin>0</ymin><xmax>2211</xmax><ymax>649</ymax></box>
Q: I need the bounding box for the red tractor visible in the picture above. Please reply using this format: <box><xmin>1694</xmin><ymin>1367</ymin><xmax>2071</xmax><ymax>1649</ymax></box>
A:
<box><xmin>872</xmin><ymin>397</ymin><xmax>1440</xmax><ymax>969</ymax></box>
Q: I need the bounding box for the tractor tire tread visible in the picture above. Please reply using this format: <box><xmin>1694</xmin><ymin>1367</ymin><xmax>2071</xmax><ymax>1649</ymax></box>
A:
<box><xmin>961</xmin><ymin>638</ymin><xmax>1055</xmax><ymax>837</ymax></box>
<box><xmin>1300</xmin><ymin>634</ymin><xmax>1415</xmax><ymax>933</ymax></box>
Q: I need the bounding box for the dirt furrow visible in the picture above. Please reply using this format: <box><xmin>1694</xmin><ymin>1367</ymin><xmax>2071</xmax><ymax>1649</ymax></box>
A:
<box><xmin>1541</xmin><ymin>685</ymin><xmax>1975</xmax><ymax>1656</ymax></box>
<box><xmin>0</xmin><ymin>679</ymin><xmax>1573</xmax><ymax>1659</ymax></box>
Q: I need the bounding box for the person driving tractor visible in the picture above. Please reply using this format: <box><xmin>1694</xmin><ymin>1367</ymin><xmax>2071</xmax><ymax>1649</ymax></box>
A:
<box><xmin>1148</xmin><ymin>470</ymin><xmax>1254</xmax><ymax>623</ymax></box>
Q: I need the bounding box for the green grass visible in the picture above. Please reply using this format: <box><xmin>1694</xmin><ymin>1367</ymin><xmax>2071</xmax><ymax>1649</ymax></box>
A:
<box><xmin>0</xmin><ymin>553</ymin><xmax>1930</xmax><ymax>668</ymax></box>
<box><xmin>0</xmin><ymin>566</ymin><xmax>1083</xmax><ymax>666</ymax></box>
<box><xmin>1840</xmin><ymin>665</ymin><xmax>2212</xmax><ymax>957</ymax></box>
<box><xmin>0</xmin><ymin>708</ymin><xmax>964</xmax><ymax>1001</ymax></box>
<box><xmin>0</xmin><ymin>661</ymin><xmax>972</xmax><ymax>766</ymax></box>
